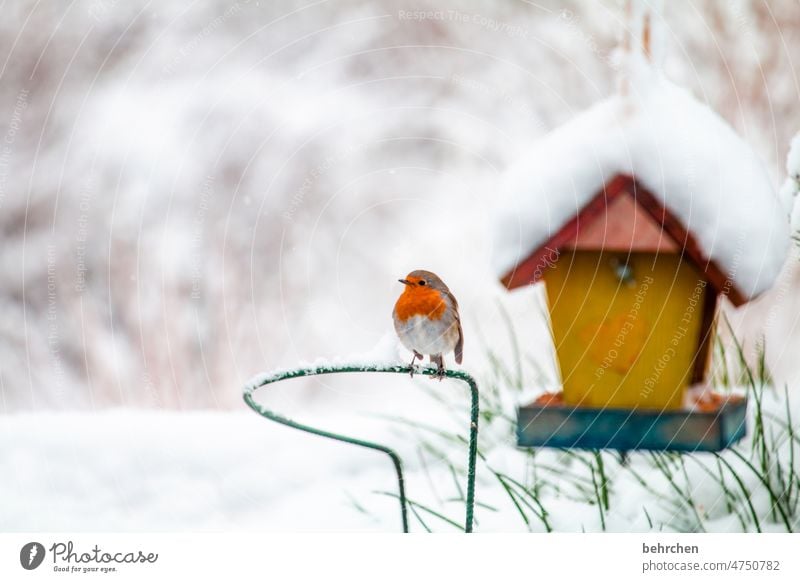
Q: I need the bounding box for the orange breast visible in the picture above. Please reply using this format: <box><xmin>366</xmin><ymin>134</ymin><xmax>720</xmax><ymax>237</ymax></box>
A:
<box><xmin>394</xmin><ymin>288</ymin><xmax>447</xmax><ymax>322</ymax></box>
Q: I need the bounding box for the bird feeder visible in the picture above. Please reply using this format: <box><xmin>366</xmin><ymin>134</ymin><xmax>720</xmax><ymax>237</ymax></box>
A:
<box><xmin>500</xmin><ymin>174</ymin><xmax>754</xmax><ymax>452</ymax></box>
<box><xmin>492</xmin><ymin>8</ymin><xmax>789</xmax><ymax>453</ymax></box>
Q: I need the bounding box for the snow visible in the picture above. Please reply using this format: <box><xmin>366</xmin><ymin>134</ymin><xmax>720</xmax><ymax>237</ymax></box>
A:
<box><xmin>2</xmin><ymin>388</ymin><xmax>796</xmax><ymax>532</ymax></box>
<box><xmin>0</xmin><ymin>411</ymin><xmax>410</xmax><ymax>531</ymax></box>
<box><xmin>243</xmin><ymin>333</ymin><xmax>409</xmax><ymax>394</ymax></box>
<box><xmin>491</xmin><ymin>58</ymin><xmax>790</xmax><ymax>301</ymax></box>
<box><xmin>1</xmin><ymin>0</ymin><xmax>798</xmax><ymax>535</ymax></box>
<box><xmin>1</xmin><ymin>0</ymin><xmax>797</xmax><ymax>410</ymax></box>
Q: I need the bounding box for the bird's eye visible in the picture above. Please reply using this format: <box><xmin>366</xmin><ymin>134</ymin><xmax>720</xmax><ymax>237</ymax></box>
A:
<box><xmin>418</xmin><ymin>280</ymin><xmax>426</xmax><ymax>286</ymax></box>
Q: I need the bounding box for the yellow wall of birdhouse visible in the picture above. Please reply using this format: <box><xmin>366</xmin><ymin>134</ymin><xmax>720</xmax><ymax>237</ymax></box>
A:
<box><xmin>543</xmin><ymin>250</ymin><xmax>709</xmax><ymax>410</ymax></box>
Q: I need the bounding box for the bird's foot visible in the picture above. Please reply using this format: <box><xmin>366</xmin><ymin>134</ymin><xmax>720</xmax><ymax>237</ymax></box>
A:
<box><xmin>428</xmin><ymin>355</ymin><xmax>445</xmax><ymax>381</ymax></box>
<box><xmin>431</xmin><ymin>360</ymin><xmax>445</xmax><ymax>382</ymax></box>
<box><xmin>408</xmin><ymin>351</ymin><xmax>423</xmax><ymax>378</ymax></box>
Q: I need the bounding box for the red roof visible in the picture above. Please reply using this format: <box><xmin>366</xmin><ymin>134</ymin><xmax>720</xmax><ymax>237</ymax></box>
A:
<box><xmin>499</xmin><ymin>174</ymin><xmax>748</xmax><ymax>306</ymax></box>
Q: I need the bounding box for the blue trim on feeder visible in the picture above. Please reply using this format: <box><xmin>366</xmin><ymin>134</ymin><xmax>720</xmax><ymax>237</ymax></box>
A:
<box><xmin>516</xmin><ymin>398</ymin><xmax>747</xmax><ymax>452</ymax></box>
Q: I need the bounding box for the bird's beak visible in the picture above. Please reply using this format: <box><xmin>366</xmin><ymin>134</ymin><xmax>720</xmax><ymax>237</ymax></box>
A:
<box><xmin>398</xmin><ymin>279</ymin><xmax>411</xmax><ymax>285</ymax></box>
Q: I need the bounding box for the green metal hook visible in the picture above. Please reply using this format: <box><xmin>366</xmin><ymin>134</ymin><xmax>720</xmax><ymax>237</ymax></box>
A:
<box><xmin>243</xmin><ymin>363</ymin><xmax>479</xmax><ymax>533</ymax></box>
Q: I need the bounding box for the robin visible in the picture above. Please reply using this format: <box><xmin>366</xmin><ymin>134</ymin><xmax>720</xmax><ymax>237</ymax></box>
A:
<box><xmin>393</xmin><ymin>270</ymin><xmax>463</xmax><ymax>380</ymax></box>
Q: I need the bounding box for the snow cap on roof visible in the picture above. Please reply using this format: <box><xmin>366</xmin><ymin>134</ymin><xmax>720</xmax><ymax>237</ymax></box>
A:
<box><xmin>492</xmin><ymin>67</ymin><xmax>790</xmax><ymax>302</ymax></box>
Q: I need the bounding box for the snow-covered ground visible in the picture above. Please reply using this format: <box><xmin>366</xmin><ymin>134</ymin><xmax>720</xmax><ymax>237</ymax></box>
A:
<box><xmin>1</xmin><ymin>410</ymin><xmax>408</xmax><ymax>531</ymax></box>
<box><xmin>3</xmin><ymin>376</ymin><xmax>797</xmax><ymax>533</ymax></box>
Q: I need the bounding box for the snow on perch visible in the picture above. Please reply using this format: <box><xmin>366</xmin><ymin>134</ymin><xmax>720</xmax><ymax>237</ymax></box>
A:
<box><xmin>244</xmin><ymin>332</ymin><xmax>405</xmax><ymax>395</ymax></box>
<box><xmin>491</xmin><ymin>62</ymin><xmax>790</xmax><ymax>304</ymax></box>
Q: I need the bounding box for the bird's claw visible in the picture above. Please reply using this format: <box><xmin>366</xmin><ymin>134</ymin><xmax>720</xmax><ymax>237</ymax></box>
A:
<box><xmin>408</xmin><ymin>351</ymin><xmax>423</xmax><ymax>378</ymax></box>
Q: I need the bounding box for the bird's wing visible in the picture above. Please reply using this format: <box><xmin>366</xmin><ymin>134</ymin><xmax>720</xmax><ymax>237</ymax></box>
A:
<box><xmin>443</xmin><ymin>289</ymin><xmax>464</xmax><ymax>364</ymax></box>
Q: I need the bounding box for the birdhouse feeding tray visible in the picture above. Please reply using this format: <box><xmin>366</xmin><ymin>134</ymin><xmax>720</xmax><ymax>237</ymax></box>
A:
<box><xmin>491</xmin><ymin>76</ymin><xmax>790</xmax><ymax>453</ymax></box>
<box><xmin>517</xmin><ymin>391</ymin><xmax>747</xmax><ymax>452</ymax></box>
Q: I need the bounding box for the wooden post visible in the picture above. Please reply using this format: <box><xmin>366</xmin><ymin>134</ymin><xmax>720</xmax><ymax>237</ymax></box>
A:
<box><xmin>620</xmin><ymin>0</ymin><xmax>632</xmax><ymax>96</ymax></box>
<box><xmin>619</xmin><ymin>0</ymin><xmax>655</xmax><ymax>97</ymax></box>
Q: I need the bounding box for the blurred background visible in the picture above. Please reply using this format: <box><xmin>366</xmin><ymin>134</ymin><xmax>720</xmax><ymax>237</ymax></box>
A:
<box><xmin>1</xmin><ymin>0</ymin><xmax>799</xmax><ymax>412</ymax></box>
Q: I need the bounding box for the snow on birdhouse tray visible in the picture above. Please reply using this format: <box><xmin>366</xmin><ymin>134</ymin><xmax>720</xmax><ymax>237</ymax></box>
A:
<box><xmin>492</xmin><ymin>68</ymin><xmax>790</xmax><ymax>301</ymax></box>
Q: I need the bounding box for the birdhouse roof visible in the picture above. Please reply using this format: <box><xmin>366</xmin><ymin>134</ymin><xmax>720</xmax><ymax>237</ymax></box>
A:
<box><xmin>492</xmin><ymin>72</ymin><xmax>790</xmax><ymax>304</ymax></box>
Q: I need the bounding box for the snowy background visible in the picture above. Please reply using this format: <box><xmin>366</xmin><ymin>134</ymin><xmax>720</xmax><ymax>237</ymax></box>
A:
<box><xmin>1</xmin><ymin>0</ymin><xmax>800</xmax><ymax>532</ymax></box>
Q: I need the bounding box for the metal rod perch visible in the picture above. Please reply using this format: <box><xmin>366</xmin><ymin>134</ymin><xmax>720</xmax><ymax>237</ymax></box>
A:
<box><xmin>243</xmin><ymin>363</ymin><xmax>480</xmax><ymax>533</ymax></box>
